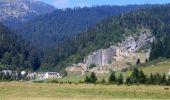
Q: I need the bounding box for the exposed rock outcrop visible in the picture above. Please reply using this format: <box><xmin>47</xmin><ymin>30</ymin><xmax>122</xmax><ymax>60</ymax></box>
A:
<box><xmin>84</xmin><ymin>46</ymin><xmax>117</xmax><ymax>67</ymax></box>
<box><xmin>66</xmin><ymin>29</ymin><xmax>154</xmax><ymax>75</ymax></box>
<box><xmin>84</xmin><ymin>29</ymin><xmax>153</xmax><ymax>67</ymax></box>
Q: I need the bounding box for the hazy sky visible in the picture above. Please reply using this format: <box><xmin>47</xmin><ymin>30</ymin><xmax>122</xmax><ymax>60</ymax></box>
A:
<box><xmin>39</xmin><ymin>0</ymin><xmax>170</xmax><ymax>8</ymax></box>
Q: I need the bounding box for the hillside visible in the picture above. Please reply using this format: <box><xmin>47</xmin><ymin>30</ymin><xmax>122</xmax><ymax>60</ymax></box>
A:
<box><xmin>0</xmin><ymin>23</ymin><xmax>40</xmax><ymax>71</ymax></box>
<box><xmin>58</xmin><ymin>58</ymin><xmax>170</xmax><ymax>83</ymax></box>
<box><xmin>43</xmin><ymin>4</ymin><xmax>170</xmax><ymax>71</ymax></box>
<box><xmin>0</xmin><ymin>0</ymin><xmax>55</xmax><ymax>28</ymax></box>
<box><xmin>18</xmin><ymin>5</ymin><xmax>151</xmax><ymax>49</ymax></box>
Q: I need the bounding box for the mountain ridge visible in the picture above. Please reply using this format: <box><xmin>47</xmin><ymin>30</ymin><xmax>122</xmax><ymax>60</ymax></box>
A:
<box><xmin>0</xmin><ymin>0</ymin><xmax>56</xmax><ymax>28</ymax></box>
<box><xmin>17</xmin><ymin>5</ymin><xmax>152</xmax><ymax>49</ymax></box>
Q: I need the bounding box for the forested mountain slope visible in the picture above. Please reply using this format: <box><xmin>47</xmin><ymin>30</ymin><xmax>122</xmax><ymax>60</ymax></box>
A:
<box><xmin>0</xmin><ymin>23</ymin><xmax>40</xmax><ymax>71</ymax></box>
<box><xmin>41</xmin><ymin>4</ymin><xmax>170</xmax><ymax>71</ymax></box>
<box><xmin>18</xmin><ymin>5</ymin><xmax>151</xmax><ymax>49</ymax></box>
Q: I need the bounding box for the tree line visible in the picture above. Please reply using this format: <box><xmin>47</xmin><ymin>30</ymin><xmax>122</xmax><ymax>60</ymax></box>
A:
<box><xmin>85</xmin><ymin>68</ymin><xmax>170</xmax><ymax>86</ymax></box>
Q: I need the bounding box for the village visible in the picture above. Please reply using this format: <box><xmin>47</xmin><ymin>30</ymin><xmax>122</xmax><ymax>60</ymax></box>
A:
<box><xmin>0</xmin><ymin>70</ymin><xmax>62</xmax><ymax>81</ymax></box>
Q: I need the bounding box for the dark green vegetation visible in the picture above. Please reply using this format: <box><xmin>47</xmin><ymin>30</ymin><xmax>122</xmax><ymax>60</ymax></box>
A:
<box><xmin>84</xmin><ymin>69</ymin><xmax>170</xmax><ymax>86</ymax></box>
<box><xmin>84</xmin><ymin>72</ymin><xmax>97</xmax><ymax>83</ymax></box>
<box><xmin>18</xmin><ymin>5</ymin><xmax>150</xmax><ymax>48</ymax></box>
<box><xmin>43</xmin><ymin>4</ymin><xmax>170</xmax><ymax>71</ymax></box>
<box><xmin>1</xmin><ymin>4</ymin><xmax>170</xmax><ymax>71</ymax></box>
<box><xmin>0</xmin><ymin>23</ymin><xmax>40</xmax><ymax>71</ymax></box>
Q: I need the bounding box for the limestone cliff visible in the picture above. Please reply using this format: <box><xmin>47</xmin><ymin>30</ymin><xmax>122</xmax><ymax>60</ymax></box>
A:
<box><xmin>66</xmin><ymin>29</ymin><xmax>154</xmax><ymax>75</ymax></box>
<box><xmin>84</xmin><ymin>29</ymin><xmax>153</xmax><ymax>67</ymax></box>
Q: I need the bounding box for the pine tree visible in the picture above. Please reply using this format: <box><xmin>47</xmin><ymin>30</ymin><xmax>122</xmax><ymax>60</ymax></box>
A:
<box><xmin>139</xmin><ymin>70</ymin><xmax>146</xmax><ymax>84</ymax></box>
<box><xmin>136</xmin><ymin>58</ymin><xmax>141</xmax><ymax>65</ymax></box>
<box><xmin>109</xmin><ymin>71</ymin><xmax>117</xmax><ymax>83</ymax></box>
<box><xmin>125</xmin><ymin>76</ymin><xmax>131</xmax><ymax>84</ymax></box>
<box><xmin>84</xmin><ymin>76</ymin><xmax>91</xmax><ymax>83</ymax></box>
<box><xmin>90</xmin><ymin>72</ymin><xmax>97</xmax><ymax>83</ymax></box>
<box><xmin>167</xmin><ymin>76</ymin><xmax>170</xmax><ymax>85</ymax></box>
<box><xmin>131</xmin><ymin>68</ymin><xmax>139</xmax><ymax>84</ymax></box>
<box><xmin>117</xmin><ymin>73</ymin><xmax>124</xmax><ymax>85</ymax></box>
<box><xmin>154</xmin><ymin>73</ymin><xmax>161</xmax><ymax>85</ymax></box>
<box><xmin>101</xmin><ymin>78</ymin><xmax>106</xmax><ymax>83</ymax></box>
<box><xmin>149</xmin><ymin>73</ymin><xmax>155</xmax><ymax>85</ymax></box>
<box><xmin>161</xmin><ymin>73</ymin><xmax>167</xmax><ymax>85</ymax></box>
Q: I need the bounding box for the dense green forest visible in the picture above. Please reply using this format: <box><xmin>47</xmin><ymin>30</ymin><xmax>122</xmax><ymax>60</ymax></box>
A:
<box><xmin>0</xmin><ymin>23</ymin><xmax>41</xmax><ymax>71</ymax></box>
<box><xmin>18</xmin><ymin>5</ymin><xmax>151</xmax><ymax>49</ymax></box>
<box><xmin>40</xmin><ymin>4</ymin><xmax>170</xmax><ymax>71</ymax></box>
<box><xmin>1</xmin><ymin>4</ymin><xmax>170</xmax><ymax>71</ymax></box>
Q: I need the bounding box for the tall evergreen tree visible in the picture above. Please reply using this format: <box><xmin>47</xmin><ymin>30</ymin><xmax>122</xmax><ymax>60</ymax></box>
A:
<box><xmin>136</xmin><ymin>58</ymin><xmax>141</xmax><ymax>65</ymax></box>
<box><xmin>139</xmin><ymin>70</ymin><xmax>146</xmax><ymax>84</ymax></box>
<box><xmin>117</xmin><ymin>73</ymin><xmax>124</xmax><ymax>85</ymax></box>
<box><xmin>90</xmin><ymin>72</ymin><xmax>97</xmax><ymax>83</ymax></box>
<box><xmin>109</xmin><ymin>71</ymin><xmax>117</xmax><ymax>83</ymax></box>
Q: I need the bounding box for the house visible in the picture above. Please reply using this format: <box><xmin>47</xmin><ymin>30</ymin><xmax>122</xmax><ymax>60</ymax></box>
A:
<box><xmin>168</xmin><ymin>69</ymin><xmax>170</xmax><ymax>76</ymax></box>
<box><xmin>21</xmin><ymin>71</ymin><xmax>26</xmax><ymax>76</ymax></box>
<box><xmin>44</xmin><ymin>72</ymin><xmax>62</xmax><ymax>79</ymax></box>
<box><xmin>37</xmin><ymin>72</ymin><xmax>46</xmax><ymax>80</ymax></box>
<box><xmin>27</xmin><ymin>72</ymin><xmax>36</xmax><ymax>80</ymax></box>
<box><xmin>1</xmin><ymin>70</ymin><xmax>12</xmax><ymax>75</ymax></box>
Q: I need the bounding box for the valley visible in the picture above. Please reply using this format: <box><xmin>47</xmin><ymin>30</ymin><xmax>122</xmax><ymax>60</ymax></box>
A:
<box><xmin>0</xmin><ymin>0</ymin><xmax>170</xmax><ymax>99</ymax></box>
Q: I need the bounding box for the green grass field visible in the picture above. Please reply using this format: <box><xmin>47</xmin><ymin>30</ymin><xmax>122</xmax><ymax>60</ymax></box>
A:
<box><xmin>0</xmin><ymin>82</ymin><xmax>170</xmax><ymax>100</ymax></box>
<box><xmin>0</xmin><ymin>59</ymin><xmax>170</xmax><ymax>100</ymax></box>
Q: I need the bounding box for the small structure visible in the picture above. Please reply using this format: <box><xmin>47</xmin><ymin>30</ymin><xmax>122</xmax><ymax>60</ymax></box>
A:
<box><xmin>27</xmin><ymin>72</ymin><xmax>36</xmax><ymax>80</ymax></box>
<box><xmin>1</xmin><ymin>70</ymin><xmax>12</xmax><ymax>75</ymax></box>
<box><xmin>37</xmin><ymin>72</ymin><xmax>46</xmax><ymax>80</ymax></box>
<box><xmin>45</xmin><ymin>72</ymin><xmax>62</xmax><ymax>79</ymax></box>
<box><xmin>21</xmin><ymin>71</ymin><xmax>26</xmax><ymax>76</ymax></box>
<box><xmin>168</xmin><ymin>69</ymin><xmax>170</xmax><ymax>76</ymax></box>
<box><xmin>36</xmin><ymin>72</ymin><xmax>62</xmax><ymax>80</ymax></box>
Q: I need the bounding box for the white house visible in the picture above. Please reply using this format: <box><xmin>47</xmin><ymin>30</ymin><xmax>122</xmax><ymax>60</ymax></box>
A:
<box><xmin>21</xmin><ymin>71</ymin><xmax>26</xmax><ymax>76</ymax></box>
<box><xmin>168</xmin><ymin>69</ymin><xmax>170</xmax><ymax>76</ymax></box>
<box><xmin>37</xmin><ymin>72</ymin><xmax>46</xmax><ymax>80</ymax></box>
<box><xmin>1</xmin><ymin>70</ymin><xmax>12</xmax><ymax>75</ymax></box>
<box><xmin>27</xmin><ymin>72</ymin><xmax>36</xmax><ymax>80</ymax></box>
<box><xmin>44</xmin><ymin>72</ymin><xmax>62</xmax><ymax>79</ymax></box>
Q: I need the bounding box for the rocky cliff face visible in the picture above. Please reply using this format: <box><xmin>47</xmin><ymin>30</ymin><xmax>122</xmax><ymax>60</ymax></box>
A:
<box><xmin>84</xmin><ymin>46</ymin><xmax>117</xmax><ymax>66</ymax></box>
<box><xmin>66</xmin><ymin>29</ymin><xmax>154</xmax><ymax>75</ymax></box>
<box><xmin>84</xmin><ymin>29</ymin><xmax>154</xmax><ymax>67</ymax></box>
<box><xmin>0</xmin><ymin>0</ymin><xmax>55</xmax><ymax>27</ymax></box>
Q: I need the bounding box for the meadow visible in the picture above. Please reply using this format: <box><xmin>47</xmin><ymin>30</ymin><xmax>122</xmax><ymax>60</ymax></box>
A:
<box><xmin>0</xmin><ymin>82</ymin><xmax>170</xmax><ymax>100</ymax></box>
<box><xmin>0</xmin><ymin>59</ymin><xmax>170</xmax><ymax>100</ymax></box>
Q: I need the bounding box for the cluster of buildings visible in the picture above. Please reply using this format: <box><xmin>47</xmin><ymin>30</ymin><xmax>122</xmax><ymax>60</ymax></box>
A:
<box><xmin>0</xmin><ymin>70</ymin><xmax>62</xmax><ymax>80</ymax></box>
<box><xmin>33</xmin><ymin>72</ymin><xmax>62</xmax><ymax>80</ymax></box>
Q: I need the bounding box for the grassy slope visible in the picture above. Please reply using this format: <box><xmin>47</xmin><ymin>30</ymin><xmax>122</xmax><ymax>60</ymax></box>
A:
<box><xmin>0</xmin><ymin>82</ymin><xmax>170</xmax><ymax>100</ymax></box>
<box><xmin>58</xmin><ymin>58</ymin><xmax>170</xmax><ymax>82</ymax></box>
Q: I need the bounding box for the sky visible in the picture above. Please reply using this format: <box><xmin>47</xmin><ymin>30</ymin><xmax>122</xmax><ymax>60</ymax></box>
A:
<box><xmin>39</xmin><ymin>0</ymin><xmax>170</xmax><ymax>8</ymax></box>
